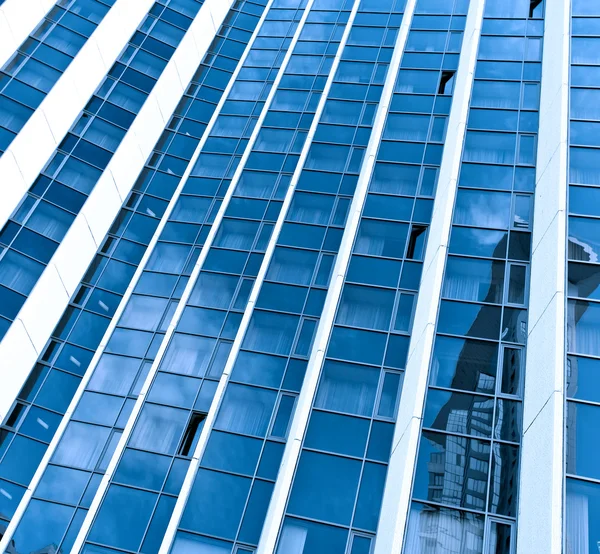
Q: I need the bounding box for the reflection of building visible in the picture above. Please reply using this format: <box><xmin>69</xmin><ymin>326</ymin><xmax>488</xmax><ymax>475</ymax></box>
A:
<box><xmin>414</xmin><ymin>237</ymin><xmax>524</xmax><ymax>551</ymax></box>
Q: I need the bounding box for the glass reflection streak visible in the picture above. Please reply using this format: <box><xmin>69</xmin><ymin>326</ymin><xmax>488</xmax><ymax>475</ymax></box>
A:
<box><xmin>274</xmin><ymin>0</ymin><xmax>468</xmax><ymax>552</ymax></box>
<box><xmin>405</xmin><ymin>0</ymin><xmax>544</xmax><ymax>552</ymax></box>
<box><xmin>0</xmin><ymin>0</ymin><xmax>205</xmax><ymax>341</ymax></box>
<box><xmin>0</xmin><ymin>0</ymin><xmax>267</xmax><ymax>550</ymax></box>
<box><xmin>565</xmin><ymin>0</ymin><xmax>600</xmax><ymax>550</ymax></box>
<box><xmin>0</xmin><ymin>0</ymin><xmax>117</xmax><ymax>154</ymax></box>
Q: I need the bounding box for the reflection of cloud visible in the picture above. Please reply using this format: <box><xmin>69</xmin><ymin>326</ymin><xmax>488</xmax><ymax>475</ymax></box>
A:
<box><xmin>569</xmin><ymin>237</ymin><xmax>599</xmax><ymax>263</ymax></box>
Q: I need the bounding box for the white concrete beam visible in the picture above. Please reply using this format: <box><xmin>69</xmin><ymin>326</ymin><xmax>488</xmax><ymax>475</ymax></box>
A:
<box><xmin>0</xmin><ymin>0</ymin><xmax>56</xmax><ymax>69</ymax></box>
<box><xmin>516</xmin><ymin>0</ymin><xmax>569</xmax><ymax>550</ymax></box>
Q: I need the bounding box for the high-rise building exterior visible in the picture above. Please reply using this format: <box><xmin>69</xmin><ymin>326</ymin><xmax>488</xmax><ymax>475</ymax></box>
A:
<box><xmin>0</xmin><ymin>0</ymin><xmax>592</xmax><ymax>552</ymax></box>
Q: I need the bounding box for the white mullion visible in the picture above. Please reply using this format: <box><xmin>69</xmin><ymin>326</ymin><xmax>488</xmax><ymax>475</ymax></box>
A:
<box><xmin>516</xmin><ymin>0</ymin><xmax>569</xmax><ymax>551</ymax></box>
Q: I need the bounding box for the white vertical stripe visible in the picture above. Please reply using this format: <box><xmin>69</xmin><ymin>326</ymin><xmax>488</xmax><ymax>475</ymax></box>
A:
<box><xmin>372</xmin><ymin>0</ymin><xmax>485</xmax><ymax>551</ymax></box>
<box><xmin>516</xmin><ymin>0</ymin><xmax>569</xmax><ymax>550</ymax></box>
<box><xmin>0</xmin><ymin>0</ymin><xmax>56</xmax><ymax>69</ymax></box>
<box><xmin>0</xmin><ymin>1</ymin><xmax>238</xmax><ymax>551</ymax></box>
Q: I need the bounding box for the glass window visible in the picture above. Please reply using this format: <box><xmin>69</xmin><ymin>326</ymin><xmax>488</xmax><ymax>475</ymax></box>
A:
<box><xmin>377</xmin><ymin>371</ymin><xmax>402</xmax><ymax>418</ymax></box>
<box><xmin>413</xmin><ymin>431</ymin><xmax>490</xmax><ymax>511</ymax></box>
<box><xmin>488</xmin><ymin>442</ymin><xmax>519</xmax><ymax>516</ymax></box>
<box><xmin>87</xmin><ymin>353</ymin><xmax>140</xmax><ymax>395</ymax></box>
<box><xmin>471</xmin><ymin>80</ymin><xmax>520</xmax><ymax>109</ymax></box>
<box><xmin>171</xmin><ymin>532</ymin><xmax>232</xmax><ymax>554</ymax></box>
<box><xmin>423</xmin><ymin>389</ymin><xmax>494</xmax><ymax>438</ymax></box>
<box><xmin>180</xmin><ymin>469</ymin><xmax>251</xmax><ymax>540</ymax></box>
<box><xmin>119</xmin><ymin>294</ymin><xmax>169</xmax><ymax>332</ymax></box>
<box><xmin>129</xmin><ymin>403</ymin><xmax>188</xmax><ymax>455</ymax></box>
<box><xmin>267</xmin><ymin>247</ymin><xmax>318</xmax><ymax>285</ymax></box>
<box><xmin>88</xmin><ymin>485</ymin><xmax>158</xmax><ymax>551</ymax></box>
<box><xmin>566</xmin><ymin>478</ymin><xmax>600</xmax><ymax>554</ymax></box>
<box><xmin>443</xmin><ymin>257</ymin><xmax>504</xmax><ymax>303</ymax></box>
<box><xmin>287</xmin><ymin>451</ymin><xmax>361</xmax><ymax>525</ymax></box>
<box><xmin>453</xmin><ymin>189</ymin><xmax>511</xmax><ymax>229</ymax></box>
<box><xmin>353</xmin><ymin>462</ymin><xmax>387</xmax><ymax>531</ymax></box>
<box><xmin>52</xmin><ymin>421</ymin><xmax>110</xmax><ymax>470</ymax></box>
<box><xmin>242</xmin><ymin>310</ymin><xmax>299</xmax><ymax>355</ymax></box>
<box><xmin>270</xmin><ymin>394</ymin><xmax>296</xmax><ymax>439</ymax></box>
<box><xmin>405</xmin><ymin>502</ymin><xmax>484</xmax><ymax>554</ymax></box>
<box><xmin>438</xmin><ymin>300</ymin><xmax>501</xmax><ymax>340</ymax></box>
<box><xmin>114</xmin><ymin>448</ymin><xmax>171</xmax><ymax>491</ymax></box>
<box><xmin>337</xmin><ymin>284</ymin><xmax>394</xmax><ymax>331</ymax></box>
<box><xmin>11</xmin><ymin>500</ymin><xmax>74</xmax><ymax>554</ymax></box>
<box><xmin>215</xmin><ymin>383</ymin><xmax>277</xmax><ymax>437</ymax></box>
<box><xmin>305</xmin><ymin>410</ymin><xmax>369</xmax><ymax>458</ymax></box>
<box><xmin>148</xmin><ymin>372</ymin><xmax>199</xmax><ymax>408</ymax></box>
<box><xmin>354</xmin><ymin>219</ymin><xmax>408</xmax><ymax>258</ymax></box>
<box><xmin>202</xmin><ymin>431</ymin><xmax>262</xmax><ymax>476</ymax></box>
<box><xmin>315</xmin><ymin>360</ymin><xmax>379</xmax><ymax>416</ymax></box>
<box><xmin>569</xmin><ymin>217</ymin><xmax>600</xmax><ymax>262</ymax></box>
<box><xmin>567</xmin><ymin>355</ymin><xmax>600</xmax><ymax>403</ymax></box>
<box><xmin>566</xmin><ymin>402</ymin><xmax>600</xmax><ymax>480</ymax></box>
<box><xmin>276</xmin><ymin>517</ymin><xmax>348</xmax><ymax>554</ymax></box>
<box><xmin>238</xmin><ymin>480</ymin><xmax>275</xmax><ymax>544</ymax></box>
<box><xmin>160</xmin><ymin>333</ymin><xmax>216</xmax><ymax>377</ymax></box>
<box><xmin>568</xmin><ymin>299</ymin><xmax>600</xmax><ymax>356</ymax></box>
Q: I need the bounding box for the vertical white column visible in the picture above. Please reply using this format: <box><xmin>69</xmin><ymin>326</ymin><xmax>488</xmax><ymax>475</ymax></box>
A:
<box><xmin>0</xmin><ymin>0</ymin><xmax>235</xmax><ymax>424</ymax></box>
<box><xmin>0</xmin><ymin>0</ymin><xmax>56</xmax><ymax>68</ymax></box>
<box><xmin>372</xmin><ymin>0</ymin><xmax>484</xmax><ymax>552</ymax></box>
<box><xmin>253</xmin><ymin>1</ymin><xmax>421</xmax><ymax>552</ymax></box>
<box><xmin>516</xmin><ymin>0</ymin><xmax>569</xmax><ymax>551</ymax></box>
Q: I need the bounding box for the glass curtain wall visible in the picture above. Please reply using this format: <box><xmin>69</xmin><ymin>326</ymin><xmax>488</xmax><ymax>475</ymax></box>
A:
<box><xmin>404</xmin><ymin>0</ymin><xmax>544</xmax><ymax>552</ymax></box>
<box><xmin>565</xmin><ymin>0</ymin><xmax>600</xmax><ymax>551</ymax></box>
<box><xmin>0</xmin><ymin>0</ymin><xmax>205</xmax><ymax>341</ymax></box>
<box><xmin>272</xmin><ymin>0</ymin><xmax>468</xmax><ymax>552</ymax></box>
<box><xmin>0</xmin><ymin>0</ymin><xmax>117</xmax><ymax>154</ymax></box>
<box><xmin>2</xmin><ymin>1</ymin><xmax>308</xmax><ymax>553</ymax></box>
<box><xmin>0</xmin><ymin>0</ymin><xmax>267</xmax><ymax>549</ymax></box>
<box><xmin>171</xmin><ymin>0</ymin><xmax>408</xmax><ymax>551</ymax></box>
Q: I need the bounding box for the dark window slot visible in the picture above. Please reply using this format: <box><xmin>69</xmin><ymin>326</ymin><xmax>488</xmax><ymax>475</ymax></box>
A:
<box><xmin>407</xmin><ymin>225</ymin><xmax>428</xmax><ymax>260</ymax></box>
<box><xmin>178</xmin><ymin>412</ymin><xmax>207</xmax><ymax>457</ymax></box>
<box><xmin>438</xmin><ymin>71</ymin><xmax>455</xmax><ymax>95</ymax></box>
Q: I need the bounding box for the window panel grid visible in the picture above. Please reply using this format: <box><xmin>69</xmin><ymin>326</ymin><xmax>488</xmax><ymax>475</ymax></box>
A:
<box><xmin>168</xmin><ymin>1</ymin><xmax>414</xmax><ymax>552</ymax></box>
<box><xmin>78</xmin><ymin>1</ymin><xmax>330</xmax><ymax>551</ymax></box>
<box><xmin>566</xmin><ymin>2</ymin><xmax>600</xmax><ymax>551</ymax></box>
<box><xmin>0</xmin><ymin>0</ymin><xmax>268</xmax><ymax>546</ymax></box>
<box><xmin>406</xmin><ymin>0</ymin><xmax>544</xmax><ymax>552</ymax></box>
<box><xmin>0</xmin><ymin>0</ymin><xmax>205</xmax><ymax>342</ymax></box>
<box><xmin>0</xmin><ymin>0</ymin><xmax>117</xmax><ymax>154</ymax></box>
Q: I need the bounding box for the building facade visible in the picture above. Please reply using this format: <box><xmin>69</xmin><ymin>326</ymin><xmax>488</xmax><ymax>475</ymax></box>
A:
<box><xmin>0</xmin><ymin>0</ymin><xmax>591</xmax><ymax>552</ymax></box>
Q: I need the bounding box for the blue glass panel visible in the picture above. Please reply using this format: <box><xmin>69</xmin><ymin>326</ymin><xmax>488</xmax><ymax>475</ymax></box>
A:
<box><xmin>88</xmin><ymin>484</ymin><xmax>158</xmax><ymax>551</ymax></box>
<box><xmin>180</xmin><ymin>469</ymin><xmax>251</xmax><ymax>540</ymax></box>
<box><xmin>288</xmin><ymin>451</ymin><xmax>361</xmax><ymax>525</ymax></box>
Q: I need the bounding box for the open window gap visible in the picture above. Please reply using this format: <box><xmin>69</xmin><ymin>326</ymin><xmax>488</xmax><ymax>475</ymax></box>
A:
<box><xmin>438</xmin><ymin>70</ymin><xmax>455</xmax><ymax>95</ymax></box>
<box><xmin>529</xmin><ymin>0</ymin><xmax>542</xmax><ymax>18</ymax></box>
<box><xmin>178</xmin><ymin>412</ymin><xmax>207</xmax><ymax>457</ymax></box>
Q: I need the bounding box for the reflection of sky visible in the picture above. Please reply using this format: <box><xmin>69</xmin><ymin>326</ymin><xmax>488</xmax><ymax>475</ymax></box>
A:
<box><xmin>454</xmin><ymin>190</ymin><xmax>511</xmax><ymax>230</ymax></box>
